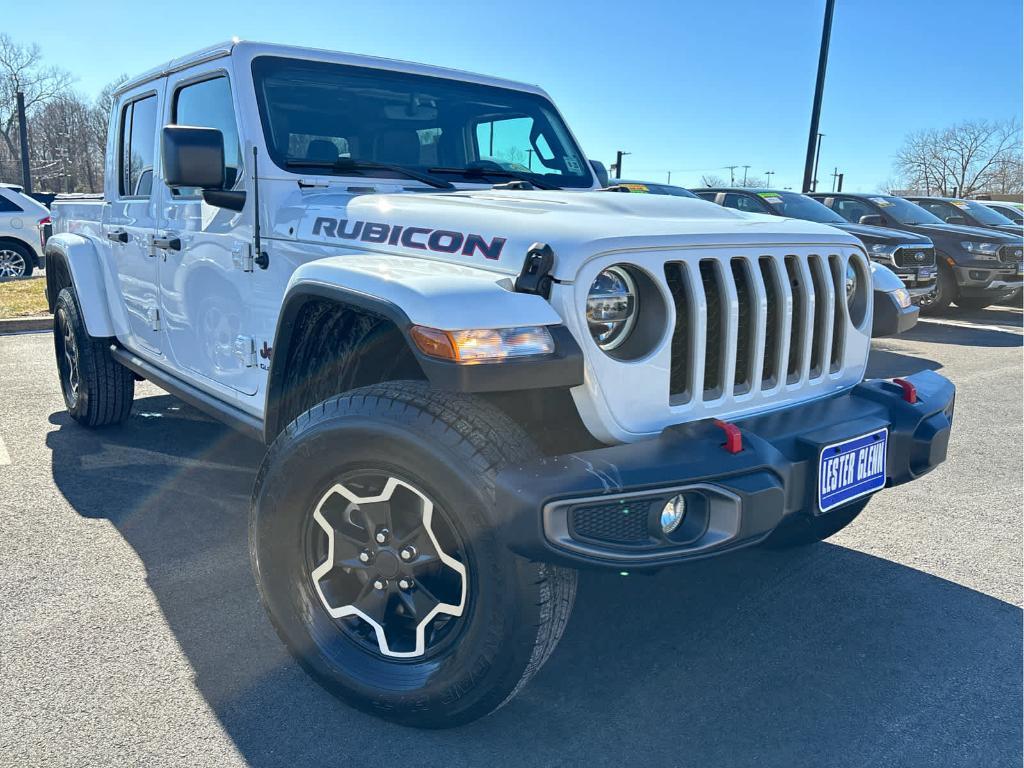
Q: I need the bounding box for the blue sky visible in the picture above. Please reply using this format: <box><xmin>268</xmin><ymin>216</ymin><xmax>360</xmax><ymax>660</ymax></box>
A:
<box><xmin>14</xmin><ymin>0</ymin><xmax>1023</xmax><ymax>192</ymax></box>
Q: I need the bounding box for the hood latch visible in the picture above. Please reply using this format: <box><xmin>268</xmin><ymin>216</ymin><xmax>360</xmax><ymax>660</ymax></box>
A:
<box><xmin>514</xmin><ymin>242</ymin><xmax>555</xmax><ymax>298</ymax></box>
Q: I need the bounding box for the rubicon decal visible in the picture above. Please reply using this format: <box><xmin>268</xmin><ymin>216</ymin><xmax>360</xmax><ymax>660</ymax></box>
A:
<box><xmin>312</xmin><ymin>217</ymin><xmax>507</xmax><ymax>260</ymax></box>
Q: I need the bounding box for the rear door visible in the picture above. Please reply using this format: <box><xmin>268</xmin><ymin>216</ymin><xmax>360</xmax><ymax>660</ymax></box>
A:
<box><xmin>106</xmin><ymin>85</ymin><xmax>164</xmax><ymax>354</ymax></box>
<box><xmin>155</xmin><ymin>67</ymin><xmax>259</xmax><ymax>396</ymax></box>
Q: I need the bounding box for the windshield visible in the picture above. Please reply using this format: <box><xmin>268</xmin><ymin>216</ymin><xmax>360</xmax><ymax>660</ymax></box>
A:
<box><xmin>873</xmin><ymin>196</ymin><xmax>944</xmax><ymax>226</ymax></box>
<box><xmin>955</xmin><ymin>200</ymin><xmax>1016</xmax><ymax>226</ymax></box>
<box><xmin>611</xmin><ymin>181</ymin><xmax>698</xmax><ymax>198</ymax></box>
<box><xmin>760</xmin><ymin>191</ymin><xmax>847</xmax><ymax>223</ymax></box>
<box><xmin>251</xmin><ymin>56</ymin><xmax>593</xmax><ymax>189</ymax></box>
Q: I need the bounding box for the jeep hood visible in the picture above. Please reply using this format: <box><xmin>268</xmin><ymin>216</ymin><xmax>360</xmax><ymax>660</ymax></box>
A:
<box><xmin>275</xmin><ymin>187</ymin><xmax>862</xmax><ymax>281</ymax></box>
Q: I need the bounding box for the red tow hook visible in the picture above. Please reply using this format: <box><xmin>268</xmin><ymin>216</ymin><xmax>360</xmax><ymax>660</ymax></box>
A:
<box><xmin>892</xmin><ymin>378</ymin><xmax>918</xmax><ymax>404</ymax></box>
<box><xmin>713</xmin><ymin>419</ymin><xmax>743</xmax><ymax>454</ymax></box>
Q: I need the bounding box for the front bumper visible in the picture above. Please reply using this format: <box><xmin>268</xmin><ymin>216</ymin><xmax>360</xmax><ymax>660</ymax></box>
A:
<box><xmin>872</xmin><ymin>291</ymin><xmax>919</xmax><ymax>337</ymax></box>
<box><xmin>954</xmin><ymin>264</ymin><xmax>1023</xmax><ymax>298</ymax></box>
<box><xmin>495</xmin><ymin>370</ymin><xmax>954</xmax><ymax>570</ymax></box>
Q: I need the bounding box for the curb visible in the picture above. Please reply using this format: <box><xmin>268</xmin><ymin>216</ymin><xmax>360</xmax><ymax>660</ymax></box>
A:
<box><xmin>0</xmin><ymin>315</ymin><xmax>51</xmax><ymax>334</ymax></box>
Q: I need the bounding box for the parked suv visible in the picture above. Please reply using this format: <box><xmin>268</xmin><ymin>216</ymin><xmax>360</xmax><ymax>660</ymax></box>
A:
<box><xmin>697</xmin><ymin>188</ymin><xmax>937</xmax><ymax>299</ymax></box>
<box><xmin>905</xmin><ymin>196</ymin><xmax>1023</xmax><ymax>236</ymax></box>
<box><xmin>45</xmin><ymin>40</ymin><xmax>956</xmax><ymax>727</ymax></box>
<box><xmin>811</xmin><ymin>192</ymin><xmax>1023</xmax><ymax>312</ymax></box>
<box><xmin>0</xmin><ymin>183</ymin><xmax>48</xmax><ymax>278</ymax></box>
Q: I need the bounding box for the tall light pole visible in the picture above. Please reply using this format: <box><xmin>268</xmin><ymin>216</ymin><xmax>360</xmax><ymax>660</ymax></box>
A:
<box><xmin>802</xmin><ymin>0</ymin><xmax>835</xmax><ymax>193</ymax></box>
<box><xmin>16</xmin><ymin>91</ymin><xmax>32</xmax><ymax>194</ymax></box>
<box><xmin>811</xmin><ymin>133</ymin><xmax>824</xmax><ymax>192</ymax></box>
<box><xmin>666</xmin><ymin>171</ymin><xmax>672</xmax><ymax>184</ymax></box>
<box><xmin>614</xmin><ymin>150</ymin><xmax>631</xmax><ymax>179</ymax></box>
<box><xmin>742</xmin><ymin>165</ymin><xmax>750</xmax><ymax>186</ymax></box>
<box><xmin>765</xmin><ymin>170</ymin><xmax>775</xmax><ymax>188</ymax></box>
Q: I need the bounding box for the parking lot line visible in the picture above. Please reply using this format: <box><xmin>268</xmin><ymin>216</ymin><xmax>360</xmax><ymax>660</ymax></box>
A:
<box><xmin>920</xmin><ymin>318</ymin><xmax>1024</xmax><ymax>334</ymax></box>
<box><xmin>0</xmin><ymin>434</ymin><xmax>10</xmax><ymax>466</ymax></box>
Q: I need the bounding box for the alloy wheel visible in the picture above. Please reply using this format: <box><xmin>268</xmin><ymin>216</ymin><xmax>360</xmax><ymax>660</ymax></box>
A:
<box><xmin>56</xmin><ymin>308</ymin><xmax>81</xmax><ymax>407</ymax></box>
<box><xmin>0</xmin><ymin>248</ymin><xmax>27</xmax><ymax>278</ymax></box>
<box><xmin>306</xmin><ymin>473</ymin><xmax>468</xmax><ymax>659</ymax></box>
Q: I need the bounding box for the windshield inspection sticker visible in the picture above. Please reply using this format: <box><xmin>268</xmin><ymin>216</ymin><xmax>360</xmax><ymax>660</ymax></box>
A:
<box><xmin>952</xmin><ymin>201</ymin><xmax>970</xmax><ymax>208</ymax></box>
<box><xmin>564</xmin><ymin>156</ymin><xmax>582</xmax><ymax>174</ymax></box>
<box><xmin>758</xmin><ymin>192</ymin><xmax>784</xmax><ymax>204</ymax></box>
<box><xmin>622</xmin><ymin>183</ymin><xmax>650</xmax><ymax>193</ymax></box>
<box><xmin>870</xmin><ymin>197</ymin><xmax>893</xmax><ymax>207</ymax></box>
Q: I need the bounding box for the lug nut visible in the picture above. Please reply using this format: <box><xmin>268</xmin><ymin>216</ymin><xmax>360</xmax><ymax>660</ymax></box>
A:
<box><xmin>373</xmin><ymin>578</ymin><xmax>387</xmax><ymax>591</ymax></box>
<box><xmin>400</xmin><ymin>546</ymin><xmax>416</xmax><ymax>561</ymax></box>
<box><xmin>358</xmin><ymin>550</ymin><xmax>371</xmax><ymax>564</ymax></box>
<box><xmin>398</xmin><ymin>578</ymin><xmax>413</xmax><ymax>591</ymax></box>
<box><xmin>375</xmin><ymin>528</ymin><xmax>390</xmax><ymax>544</ymax></box>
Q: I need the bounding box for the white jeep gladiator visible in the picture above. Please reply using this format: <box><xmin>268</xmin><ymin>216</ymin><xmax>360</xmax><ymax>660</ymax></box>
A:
<box><xmin>46</xmin><ymin>40</ymin><xmax>956</xmax><ymax>728</ymax></box>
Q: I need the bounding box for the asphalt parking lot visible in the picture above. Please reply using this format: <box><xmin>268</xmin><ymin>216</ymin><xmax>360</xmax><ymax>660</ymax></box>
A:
<box><xmin>1</xmin><ymin>308</ymin><xmax>1021</xmax><ymax>768</ymax></box>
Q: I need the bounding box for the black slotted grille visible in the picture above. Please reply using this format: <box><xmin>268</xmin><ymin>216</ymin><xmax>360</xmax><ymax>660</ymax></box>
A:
<box><xmin>700</xmin><ymin>260</ymin><xmax>724</xmax><ymax>397</ymax></box>
<box><xmin>759</xmin><ymin>257</ymin><xmax>781</xmax><ymax>387</ymax></box>
<box><xmin>731</xmin><ymin>258</ymin><xmax>753</xmax><ymax>394</ymax></box>
<box><xmin>828</xmin><ymin>255</ymin><xmax>846</xmax><ymax>371</ymax></box>
<box><xmin>807</xmin><ymin>256</ymin><xmax>829</xmax><ymax>377</ymax></box>
<box><xmin>785</xmin><ymin>256</ymin><xmax>805</xmax><ymax>381</ymax></box>
<box><xmin>665</xmin><ymin>263</ymin><xmax>692</xmax><ymax>401</ymax></box>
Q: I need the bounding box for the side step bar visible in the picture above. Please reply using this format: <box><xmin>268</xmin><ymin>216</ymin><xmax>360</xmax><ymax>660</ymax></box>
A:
<box><xmin>110</xmin><ymin>346</ymin><xmax>264</xmax><ymax>443</ymax></box>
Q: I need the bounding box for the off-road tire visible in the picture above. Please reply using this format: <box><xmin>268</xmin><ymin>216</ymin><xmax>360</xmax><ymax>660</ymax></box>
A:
<box><xmin>761</xmin><ymin>498</ymin><xmax>870</xmax><ymax>549</ymax></box>
<box><xmin>250</xmin><ymin>381</ymin><xmax>577</xmax><ymax>728</ymax></box>
<box><xmin>53</xmin><ymin>287</ymin><xmax>134</xmax><ymax>427</ymax></box>
<box><xmin>917</xmin><ymin>259</ymin><xmax>955</xmax><ymax>315</ymax></box>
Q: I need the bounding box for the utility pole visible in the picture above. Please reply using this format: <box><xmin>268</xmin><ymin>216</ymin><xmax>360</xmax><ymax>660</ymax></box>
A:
<box><xmin>831</xmin><ymin>166</ymin><xmax>840</xmax><ymax>192</ymax></box>
<box><xmin>742</xmin><ymin>165</ymin><xmax>750</xmax><ymax>186</ymax></box>
<box><xmin>16</xmin><ymin>91</ymin><xmax>32</xmax><ymax>194</ymax></box>
<box><xmin>666</xmin><ymin>171</ymin><xmax>672</xmax><ymax>184</ymax></box>
<box><xmin>836</xmin><ymin>173</ymin><xmax>844</xmax><ymax>192</ymax></box>
<box><xmin>811</xmin><ymin>133</ymin><xmax>824</xmax><ymax>192</ymax></box>
<box><xmin>765</xmin><ymin>170</ymin><xmax>775</xmax><ymax>188</ymax></box>
<box><xmin>802</xmin><ymin>0</ymin><xmax>835</xmax><ymax>193</ymax></box>
<box><xmin>525</xmin><ymin>149</ymin><xmax>534</xmax><ymax>170</ymax></box>
<box><xmin>614</xmin><ymin>150</ymin><xmax>631</xmax><ymax>179</ymax></box>
<box><xmin>725</xmin><ymin>165</ymin><xmax>738</xmax><ymax>185</ymax></box>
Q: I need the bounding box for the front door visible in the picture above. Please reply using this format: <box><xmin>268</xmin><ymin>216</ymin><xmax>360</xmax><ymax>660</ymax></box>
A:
<box><xmin>156</xmin><ymin>69</ymin><xmax>259</xmax><ymax>396</ymax></box>
<box><xmin>105</xmin><ymin>87</ymin><xmax>163</xmax><ymax>354</ymax></box>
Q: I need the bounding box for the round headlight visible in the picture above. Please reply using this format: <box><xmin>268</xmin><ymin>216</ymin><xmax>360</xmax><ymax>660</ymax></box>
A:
<box><xmin>587</xmin><ymin>266</ymin><xmax>638</xmax><ymax>351</ymax></box>
<box><xmin>845</xmin><ymin>262</ymin><xmax>858</xmax><ymax>308</ymax></box>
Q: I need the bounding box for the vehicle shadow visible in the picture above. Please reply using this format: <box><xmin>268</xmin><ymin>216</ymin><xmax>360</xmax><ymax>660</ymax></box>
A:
<box><xmin>47</xmin><ymin>397</ymin><xmax>1022</xmax><ymax>768</ymax></box>
<box><xmin>902</xmin><ymin>319</ymin><xmax>1022</xmax><ymax>348</ymax></box>
<box><xmin>866</xmin><ymin>344</ymin><xmax>942</xmax><ymax>379</ymax></box>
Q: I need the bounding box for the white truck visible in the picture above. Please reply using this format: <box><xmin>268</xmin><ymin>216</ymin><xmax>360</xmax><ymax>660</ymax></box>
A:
<box><xmin>46</xmin><ymin>40</ymin><xmax>956</xmax><ymax>728</ymax></box>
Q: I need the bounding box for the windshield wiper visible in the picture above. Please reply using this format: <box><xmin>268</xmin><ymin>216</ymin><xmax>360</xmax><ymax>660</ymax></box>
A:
<box><xmin>284</xmin><ymin>158</ymin><xmax>454</xmax><ymax>190</ymax></box>
<box><xmin>428</xmin><ymin>166</ymin><xmax>559</xmax><ymax>191</ymax></box>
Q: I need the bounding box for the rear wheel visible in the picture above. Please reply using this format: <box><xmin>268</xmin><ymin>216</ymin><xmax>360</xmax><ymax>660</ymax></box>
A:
<box><xmin>0</xmin><ymin>242</ymin><xmax>33</xmax><ymax>279</ymax></box>
<box><xmin>53</xmin><ymin>287</ymin><xmax>134</xmax><ymax>427</ymax></box>
<box><xmin>917</xmin><ymin>260</ymin><xmax>955</xmax><ymax>315</ymax></box>
<box><xmin>250</xmin><ymin>381</ymin><xmax>577</xmax><ymax>728</ymax></box>
<box><xmin>761</xmin><ymin>498</ymin><xmax>870</xmax><ymax>549</ymax></box>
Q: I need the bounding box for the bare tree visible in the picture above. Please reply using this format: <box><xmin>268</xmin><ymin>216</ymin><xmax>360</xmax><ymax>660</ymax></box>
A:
<box><xmin>895</xmin><ymin>119</ymin><xmax>1022</xmax><ymax>197</ymax></box>
<box><xmin>699</xmin><ymin>174</ymin><xmax>726</xmax><ymax>187</ymax></box>
<box><xmin>0</xmin><ymin>34</ymin><xmax>73</xmax><ymax>182</ymax></box>
<box><xmin>736</xmin><ymin>176</ymin><xmax>767</xmax><ymax>188</ymax></box>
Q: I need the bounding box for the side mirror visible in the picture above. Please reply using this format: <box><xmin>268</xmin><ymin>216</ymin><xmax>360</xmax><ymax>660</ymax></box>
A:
<box><xmin>859</xmin><ymin>214</ymin><xmax>883</xmax><ymax>226</ymax></box>
<box><xmin>589</xmin><ymin>159</ymin><xmax>609</xmax><ymax>188</ymax></box>
<box><xmin>945</xmin><ymin>215</ymin><xmax>967</xmax><ymax>225</ymax></box>
<box><xmin>162</xmin><ymin>125</ymin><xmax>247</xmax><ymax>212</ymax></box>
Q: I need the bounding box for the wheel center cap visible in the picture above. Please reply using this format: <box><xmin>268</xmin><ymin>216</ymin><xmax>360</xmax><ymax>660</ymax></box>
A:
<box><xmin>375</xmin><ymin>550</ymin><xmax>400</xmax><ymax>578</ymax></box>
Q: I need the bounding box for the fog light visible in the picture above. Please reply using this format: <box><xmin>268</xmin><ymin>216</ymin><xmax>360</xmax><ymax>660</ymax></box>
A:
<box><xmin>660</xmin><ymin>495</ymin><xmax>686</xmax><ymax>534</ymax></box>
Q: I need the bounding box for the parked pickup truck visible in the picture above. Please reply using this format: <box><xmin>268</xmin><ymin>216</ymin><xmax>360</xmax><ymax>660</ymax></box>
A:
<box><xmin>46</xmin><ymin>40</ymin><xmax>956</xmax><ymax>728</ymax></box>
<box><xmin>810</xmin><ymin>192</ymin><xmax>1023</xmax><ymax>312</ymax></box>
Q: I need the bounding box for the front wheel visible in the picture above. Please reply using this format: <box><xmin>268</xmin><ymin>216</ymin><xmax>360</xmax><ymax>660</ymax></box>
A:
<box><xmin>917</xmin><ymin>260</ymin><xmax>956</xmax><ymax>315</ymax></box>
<box><xmin>250</xmin><ymin>382</ymin><xmax>577</xmax><ymax>728</ymax></box>
<box><xmin>0</xmin><ymin>242</ymin><xmax>33</xmax><ymax>278</ymax></box>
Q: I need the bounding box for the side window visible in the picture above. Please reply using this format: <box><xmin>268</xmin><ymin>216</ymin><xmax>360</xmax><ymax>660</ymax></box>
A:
<box><xmin>119</xmin><ymin>95</ymin><xmax>158</xmax><ymax>198</ymax></box>
<box><xmin>172</xmin><ymin>76</ymin><xmax>242</xmax><ymax>195</ymax></box>
<box><xmin>695</xmin><ymin>191</ymin><xmax>718</xmax><ymax>202</ymax></box>
<box><xmin>474</xmin><ymin>116</ymin><xmax>562</xmax><ymax>175</ymax></box>
<box><xmin>834</xmin><ymin>198</ymin><xmax>873</xmax><ymax>223</ymax></box>
<box><xmin>918</xmin><ymin>201</ymin><xmax>954</xmax><ymax>220</ymax></box>
<box><xmin>0</xmin><ymin>193</ymin><xmax>22</xmax><ymax>212</ymax></box>
<box><xmin>723</xmin><ymin>193</ymin><xmax>764</xmax><ymax>213</ymax></box>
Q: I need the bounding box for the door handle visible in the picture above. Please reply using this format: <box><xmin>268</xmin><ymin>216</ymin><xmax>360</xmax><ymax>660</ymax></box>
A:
<box><xmin>106</xmin><ymin>229</ymin><xmax>128</xmax><ymax>244</ymax></box>
<box><xmin>152</xmin><ymin>236</ymin><xmax>181</xmax><ymax>251</ymax></box>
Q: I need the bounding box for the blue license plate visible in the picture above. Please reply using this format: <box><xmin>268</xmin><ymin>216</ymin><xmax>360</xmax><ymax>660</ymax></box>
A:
<box><xmin>818</xmin><ymin>429</ymin><xmax>888</xmax><ymax>512</ymax></box>
<box><xmin>918</xmin><ymin>266</ymin><xmax>936</xmax><ymax>279</ymax></box>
